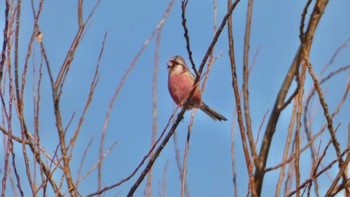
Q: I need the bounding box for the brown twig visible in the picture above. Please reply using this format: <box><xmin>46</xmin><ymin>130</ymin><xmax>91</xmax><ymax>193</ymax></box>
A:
<box><xmin>172</xmin><ymin>124</ymin><xmax>190</xmax><ymax>197</ymax></box>
<box><xmin>2</xmin><ymin>91</ymin><xmax>15</xmax><ymax>195</ymax></box>
<box><xmin>255</xmin><ymin>110</ymin><xmax>268</xmax><ymax>145</ymax></box>
<box><xmin>76</xmin><ymin>137</ymin><xmax>94</xmax><ymax>188</ymax></box>
<box><xmin>230</xmin><ymin>108</ymin><xmax>238</xmax><ymax>197</ymax></box>
<box><xmin>181</xmin><ymin>0</ymin><xmax>198</xmax><ymax>76</ymax></box>
<box><xmin>299</xmin><ymin>0</ymin><xmax>313</xmax><ymax>42</ymax></box>
<box><xmin>162</xmin><ymin>161</ymin><xmax>169</xmax><ymax>197</ymax></box>
<box><xmin>304</xmin><ymin>58</ymin><xmax>342</xmax><ymax>164</ymax></box>
<box><xmin>180</xmin><ymin>111</ymin><xmax>195</xmax><ymax>197</ymax></box>
<box><xmin>0</xmin><ymin>0</ymin><xmax>10</xmax><ymax>85</ymax></box>
<box><xmin>275</xmin><ymin>94</ymin><xmax>298</xmax><ymax>196</ymax></box>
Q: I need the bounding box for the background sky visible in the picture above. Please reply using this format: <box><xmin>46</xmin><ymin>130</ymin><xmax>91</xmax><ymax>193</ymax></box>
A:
<box><xmin>1</xmin><ymin>0</ymin><xmax>350</xmax><ymax>196</ymax></box>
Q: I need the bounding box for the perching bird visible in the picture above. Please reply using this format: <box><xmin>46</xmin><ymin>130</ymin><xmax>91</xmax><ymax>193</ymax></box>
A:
<box><xmin>167</xmin><ymin>55</ymin><xmax>227</xmax><ymax>121</ymax></box>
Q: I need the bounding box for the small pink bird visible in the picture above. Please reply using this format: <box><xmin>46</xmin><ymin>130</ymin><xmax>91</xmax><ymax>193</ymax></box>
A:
<box><xmin>167</xmin><ymin>55</ymin><xmax>227</xmax><ymax>121</ymax></box>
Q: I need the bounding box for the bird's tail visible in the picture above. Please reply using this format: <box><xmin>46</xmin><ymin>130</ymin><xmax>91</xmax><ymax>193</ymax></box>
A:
<box><xmin>200</xmin><ymin>103</ymin><xmax>227</xmax><ymax>121</ymax></box>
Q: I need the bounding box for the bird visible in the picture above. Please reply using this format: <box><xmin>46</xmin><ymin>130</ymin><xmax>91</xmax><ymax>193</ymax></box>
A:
<box><xmin>167</xmin><ymin>55</ymin><xmax>227</xmax><ymax>121</ymax></box>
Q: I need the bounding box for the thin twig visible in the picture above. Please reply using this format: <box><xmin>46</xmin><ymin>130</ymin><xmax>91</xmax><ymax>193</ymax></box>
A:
<box><xmin>0</xmin><ymin>0</ymin><xmax>10</xmax><ymax>85</ymax></box>
<box><xmin>181</xmin><ymin>0</ymin><xmax>198</xmax><ymax>76</ymax></box>
<box><xmin>275</xmin><ymin>95</ymin><xmax>298</xmax><ymax>196</ymax></box>
<box><xmin>231</xmin><ymin>108</ymin><xmax>238</xmax><ymax>197</ymax></box>
<box><xmin>304</xmin><ymin>57</ymin><xmax>342</xmax><ymax>166</ymax></box>
<box><xmin>181</xmin><ymin>112</ymin><xmax>195</xmax><ymax>197</ymax></box>
<box><xmin>76</xmin><ymin>137</ymin><xmax>94</xmax><ymax>188</ymax></box>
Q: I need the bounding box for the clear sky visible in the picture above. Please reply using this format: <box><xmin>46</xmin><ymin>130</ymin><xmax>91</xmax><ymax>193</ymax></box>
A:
<box><xmin>1</xmin><ymin>0</ymin><xmax>350</xmax><ymax>196</ymax></box>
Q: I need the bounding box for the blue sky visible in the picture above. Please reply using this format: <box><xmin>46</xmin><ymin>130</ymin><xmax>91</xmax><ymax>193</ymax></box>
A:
<box><xmin>1</xmin><ymin>0</ymin><xmax>350</xmax><ymax>196</ymax></box>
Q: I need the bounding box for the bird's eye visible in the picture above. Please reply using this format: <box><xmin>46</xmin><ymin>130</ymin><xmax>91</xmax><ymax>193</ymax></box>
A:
<box><xmin>167</xmin><ymin>61</ymin><xmax>175</xmax><ymax>67</ymax></box>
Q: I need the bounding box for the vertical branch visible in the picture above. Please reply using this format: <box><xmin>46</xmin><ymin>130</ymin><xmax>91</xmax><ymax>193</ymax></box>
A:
<box><xmin>32</xmin><ymin>45</ymin><xmax>42</xmax><ymax>196</ymax></box>
<box><xmin>227</xmin><ymin>0</ymin><xmax>256</xmax><ymax>196</ymax></box>
<box><xmin>1</xmin><ymin>113</ymin><xmax>12</xmax><ymax>195</ymax></box>
<box><xmin>275</xmin><ymin>96</ymin><xmax>297</xmax><ymax>196</ymax></box>
<box><xmin>10</xmin><ymin>136</ymin><xmax>24</xmax><ymax>197</ymax></box>
<box><xmin>1</xmin><ymin>90</ymin><xmax>15</xmax><ymax>196</ymax></box>
<box><xmin>284</xmin><ymin>143</ymin><xmax>295</xmax><ymax>195</ymax></box>
<box><xmin>39</xmin><ymin>43</ymin><xmax>54</xmax><ymax>88</ymax></box>
<box><xmin>173</xmin><ymin>130</ymin><xmax>190</xmax><ymax>197</ymax></box>
<box><xmin>1</xmin><ymin>1</ymin><xmax>12</xmax><ymax>195</ymax></box>
<box><xmin>162</xmin><ymin>161</ymin><xmax>169</xmax><ymax>197</ymax></box>
<box><xmin>75</xmin><ymin>137</ymin><xmax>94</xmax><ymax>188</ymax></box>
<box><xmin>0</xmin><ymin>0</ymin><xmax>10</xmax><ymax>84</ymax></box>
<box><xmin>145</xmin><ymin>29</ymin><xmax>162</xmax><ymax>197</ymax></box>
<box><xmin>209</xmin><ymin>0</ymin><xmax>218</xmax><ymax>72</ymax></box>
<box><xmin>293</xmin><ymin>63</ymin><xmax>307</xmax><ymax>197</ymax></box>
<box><xmin>243</xmin><ymin>0</ymin><xmax>257</xmax><ymax>164</ymax></box>
<box><xmin>27</xmin><ymin>1</ymin><xmax>45</xmax><ymax>195</ymax></box>
<box><xmin>231</xmin><ymin>110</ymin><xmax>238</xmax><ymax>197</ymax></box>
<box><xmin>14</xmin><ymin>0</ymin><xmax>21</xmax><ymax>105</ymax></box>
<box><xmin>180</xmin><ymin>114</ymin><xmax>195</xmax><ymax>197</ymax></box>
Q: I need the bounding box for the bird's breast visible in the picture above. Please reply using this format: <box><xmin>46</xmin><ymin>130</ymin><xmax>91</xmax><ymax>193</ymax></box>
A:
<box><xmin>168</xmin><ymin>73</ymin><xmax>201</xmax><ymax>107</ymax></box>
